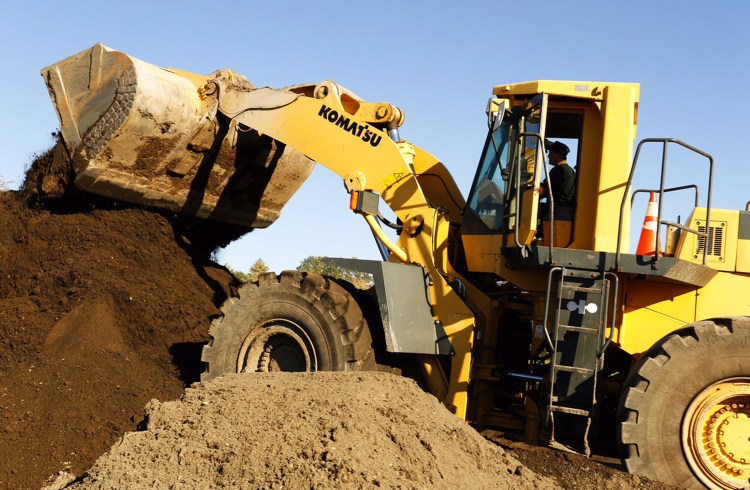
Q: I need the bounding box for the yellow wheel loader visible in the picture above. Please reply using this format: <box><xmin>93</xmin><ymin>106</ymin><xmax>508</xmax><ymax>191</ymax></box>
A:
<box><xmin>42</xmin><ymin>44</ymin><xmax>750</xmax><ymax>490</ymax></box>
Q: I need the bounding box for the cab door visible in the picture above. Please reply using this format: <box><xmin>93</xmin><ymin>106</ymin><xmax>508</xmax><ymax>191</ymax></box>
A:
<box><xmin>465</xmin><ymin>93</ymin><xmax>548</xmax><ymax>248</ymax></box>
<box><xmin>513</xmin><ymin>94</ymin><xmax>548</xmax><ymax>246</ymax></box>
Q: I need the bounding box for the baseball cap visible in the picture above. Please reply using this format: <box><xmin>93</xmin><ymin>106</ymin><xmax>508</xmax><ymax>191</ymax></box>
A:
<box><xmin>545</xmin><ymin>140</ymin><xmax>570</xmax><ymax>157</ymax></box>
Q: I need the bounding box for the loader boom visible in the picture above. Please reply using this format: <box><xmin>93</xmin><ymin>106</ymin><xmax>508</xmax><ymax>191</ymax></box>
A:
<box><xmin>210</xmin><ymin>77</ymin><xmax>479</xmax><ymax>416</ymax></box>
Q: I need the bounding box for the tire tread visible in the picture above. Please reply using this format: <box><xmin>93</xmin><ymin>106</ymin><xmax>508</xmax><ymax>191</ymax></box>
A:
<box><xmin>202</xmin><ymin>271</ymin><xmax>376</xmax><ymax>381</ymax></box>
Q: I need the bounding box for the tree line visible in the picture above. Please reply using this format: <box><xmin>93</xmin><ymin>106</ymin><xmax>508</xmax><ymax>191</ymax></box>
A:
<box><xmin>226</xmin><ymin>256</ymin><xmax>373</xmax><ymax>289</ymax></box>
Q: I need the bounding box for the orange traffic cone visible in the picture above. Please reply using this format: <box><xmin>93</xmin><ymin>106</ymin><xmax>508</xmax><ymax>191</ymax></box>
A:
<box><xmin>636</xmin><ymin>192</ymin><xmax>661</xmax><ymax>256</ymax></box>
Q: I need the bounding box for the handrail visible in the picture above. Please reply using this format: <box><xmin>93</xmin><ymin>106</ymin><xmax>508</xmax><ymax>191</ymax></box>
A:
<box><xmin>542</xmin><ymin>267</ymin><xmax>563</xmax><ymax>353</ymax></box>
<box><xmin>514</xmin><ymin>132</ymin><xmax>554</xmax><ymax>262</ymax></box>
<box><xmin>632</xmin><ymin>184</ymin><xmax>700</xmax><ymax>208</ymax></box>
<box><xmin>616</xmin><ymin>138</ymin><xmax>714</xmax><ymax>268</ymax></box>
<box><xmin>598</xmin><ymin>272</ymin><xmax>619</xmax><ymax>358</ymax></box>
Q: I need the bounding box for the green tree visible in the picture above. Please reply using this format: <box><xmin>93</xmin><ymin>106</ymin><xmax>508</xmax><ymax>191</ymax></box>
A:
<box><xmin>247</xmin><ymin>258</ymin><xmax>270</xmax><ymax>283</ymax></box>
<box><xmin>297</xmin><ymin>256</ymin><xmax>373</xmax><ymax>289</ymax></box>
<box><xmin>224</xmin><ymin>264</ymin><xmax>251</xmax><ymax>283</ymax></box>
<box><xmin>224</xmin><ymin>258</ymin><xmax>270</xmax><ymax>283</ymax></box>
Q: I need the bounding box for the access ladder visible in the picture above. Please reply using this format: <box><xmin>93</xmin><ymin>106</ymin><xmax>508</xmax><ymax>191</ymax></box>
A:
<box><xmin>544</xmin><ymin>266</ymin><xmax>617</xmax><ymax>455</ymax></box>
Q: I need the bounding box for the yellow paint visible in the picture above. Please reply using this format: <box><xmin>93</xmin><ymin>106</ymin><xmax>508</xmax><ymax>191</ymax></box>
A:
<box><xmin>620</xmin><ymin>292</ymin><xmax>696</xmax><ymax>354</ymax></box>
<box><xmin>381</xmin><ymin>168</ymin><xmax>407</xmax><ymax>191</ymax></box>
<box><xmin>592</xmin><ymin>84</ymin><xmax>639</xmax><ymax>253</ymax></box>
<box><xmin>619</xmin><ymin>268</ymin><xmax>750</xmax><ymax>355</ymax></box>
<box><xmin>695</xmin><ymin>271</ymin><xmax>750</xmax><ymax>320</ymax></box>
<box><xmin>615</xmin><ymin>304</ymin><xmax>690</xmax><ymax>354</ymax></box>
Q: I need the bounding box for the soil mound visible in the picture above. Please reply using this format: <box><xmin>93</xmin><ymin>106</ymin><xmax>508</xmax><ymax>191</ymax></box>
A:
<box><xmin>0</xmin><ymin>180</ymin><xmax>236</xmax><ymax>489</ymax></box>
<box><xmin>60</xmin><ymin>372</ymin><xmax>555</xmax><ymax>490</ymax></box>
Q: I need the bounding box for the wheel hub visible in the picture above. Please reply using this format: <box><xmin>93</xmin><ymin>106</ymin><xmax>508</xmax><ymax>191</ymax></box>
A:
<box><xmin>237</xmin><ymin>319</ymin><xmax>318</xmax><ymax>373</ymax></box>
<box><xmin>682</xmin><ymin>378</ymin><xmax>750</xmax><ymax>490</ymax></box>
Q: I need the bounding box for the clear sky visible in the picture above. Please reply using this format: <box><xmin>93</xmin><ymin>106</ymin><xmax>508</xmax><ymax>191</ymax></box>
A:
<box><xmin>1</xmin><ymin>1</ymin><xmax>748</xmax><ymax>273</ymax></box>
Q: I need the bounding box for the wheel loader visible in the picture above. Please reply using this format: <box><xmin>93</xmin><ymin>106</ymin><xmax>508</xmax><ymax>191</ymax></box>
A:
<box><xmin>41</xmin><ymin>44</ymin><xmax>750</xmax><ymax>490</ymax></box>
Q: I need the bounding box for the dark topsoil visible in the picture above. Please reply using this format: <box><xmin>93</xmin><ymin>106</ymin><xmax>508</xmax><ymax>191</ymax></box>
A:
<box><xmin>0</xmin><ymin>144</ymin><xmax>679</xmax><ymax>489</ymax></box>
<box><xmin>0</xmin><ymin>144</ymin><xmax>238</xmax><ymax>489</ymax></box>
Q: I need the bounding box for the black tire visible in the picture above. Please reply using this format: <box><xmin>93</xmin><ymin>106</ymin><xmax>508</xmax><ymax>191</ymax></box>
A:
<box><xmin>201</xmin><ymin>271</ymin><xmax>377</xmax><ymax>381</ymax></box>
<box><xmin>618</xmin><ymin>317</ymin><xmax>750</xmax><ymax>490</ymax></box>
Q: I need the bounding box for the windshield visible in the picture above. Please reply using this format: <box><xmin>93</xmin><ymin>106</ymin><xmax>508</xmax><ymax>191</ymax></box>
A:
<box><xmin>467</xmin><ymin>119</ymin><xmax>512</xmax><ymax>231</ymax></box>
<box><xmin>467</xmin><ymin>96</ymin><xmax>547</xmax><ymax>237</ymax></box>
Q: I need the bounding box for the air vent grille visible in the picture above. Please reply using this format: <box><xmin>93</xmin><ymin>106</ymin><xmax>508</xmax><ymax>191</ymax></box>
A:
<box><xmin>697</xmin><ymin>225</ymin><xmax>724</xmax><ymax>257</ymax></box>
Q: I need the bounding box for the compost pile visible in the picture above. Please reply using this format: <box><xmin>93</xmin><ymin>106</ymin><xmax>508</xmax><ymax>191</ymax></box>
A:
<box><xmin>0</xmin><ymin>144</ymin><xmax>236</xmax><ymax>489</ymax></box>
<box><xmin>1</xmin><ymin>145</ymin><xmax>678</xmax><ymax>490</ymax></box>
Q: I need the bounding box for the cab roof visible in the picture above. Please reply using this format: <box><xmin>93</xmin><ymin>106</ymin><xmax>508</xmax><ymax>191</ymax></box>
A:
<box><xmin>492</xmin><ymin>80</ymin><xmax>640</xmax><ymax>102</ymax></box>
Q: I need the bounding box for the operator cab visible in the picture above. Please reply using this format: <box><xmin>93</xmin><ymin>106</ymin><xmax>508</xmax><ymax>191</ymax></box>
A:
<box><xmin>465</xmin><ymin>90</ymin><xmax>584</xmax><ymax>250</ymax></box>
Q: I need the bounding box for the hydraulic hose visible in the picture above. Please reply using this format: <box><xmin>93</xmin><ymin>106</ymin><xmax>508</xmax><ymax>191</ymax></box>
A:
<box><xmin>364</xmin><ymin>214</ymin><xmax>408</xmax><ymax>263</ymax></box>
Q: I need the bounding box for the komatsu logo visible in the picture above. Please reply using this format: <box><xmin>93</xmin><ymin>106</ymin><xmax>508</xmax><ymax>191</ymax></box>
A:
<box><xmin>318</xmin><ymin>105</ymin><xmax>383</xmax><ymax>147</ymax></box>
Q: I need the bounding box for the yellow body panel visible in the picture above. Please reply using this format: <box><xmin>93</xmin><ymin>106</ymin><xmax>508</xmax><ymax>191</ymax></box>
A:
<box><xmin>620</xmin><ymin>279</ymin><xmax>697</xmax><ymax>354</ymax></box>
<box><xmin>695</xmin><ymin>271</ymin><xmax>750</xmax><ymax>320</ymax></box>
<box><xmin>593</xmin><ymin>84</ymin><xmax>639</xmax><ymax>253</ymax></box>
<box><xmin>619</xmin><ymin>268</ymin><xmax>750</xmax><ymax>355</ymax></box>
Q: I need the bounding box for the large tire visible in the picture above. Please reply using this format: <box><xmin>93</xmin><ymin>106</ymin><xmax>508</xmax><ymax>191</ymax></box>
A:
<box><xmin>201</xmin><ymin>271</ymin><xmax>377</xmax><ymax>380</ymax></box>
<box><xmin>618</xmin><ymin>317</ymin><xmax>750</xmax><ymax>490</ymax></box>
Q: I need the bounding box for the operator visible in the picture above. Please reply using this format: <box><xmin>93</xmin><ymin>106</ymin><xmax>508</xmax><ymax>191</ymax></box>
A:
<box><xmin>539</xmin><ymin>140</ymin><xmax>576</xmax><ymax>220</ymax></box>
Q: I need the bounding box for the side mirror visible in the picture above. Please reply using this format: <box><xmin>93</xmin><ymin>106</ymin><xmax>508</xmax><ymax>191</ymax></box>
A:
<box><xmin>486</xmin><ymin>98</ymin><xmax>509</xmax><ymax>131</ymax></box>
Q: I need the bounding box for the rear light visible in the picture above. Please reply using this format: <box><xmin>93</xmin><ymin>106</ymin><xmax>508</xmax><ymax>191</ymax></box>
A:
<box><xmin>349</xmin><ymin>190</ymin><xmax>380</xmax><ymax>215</ymax></box>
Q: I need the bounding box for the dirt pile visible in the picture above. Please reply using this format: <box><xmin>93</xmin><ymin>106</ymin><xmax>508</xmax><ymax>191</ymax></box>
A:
<box><xmin>0</xmin><ymin>145</ymin><xmax>237</xmax><ymax>489</ymax></box>
<box><xmin>57</xmin><ymin>372</ymin><xmax>554</xmax><ymax>490</ymax></box>
<box><xmin>484</xmin><ymin>434</ymin><xmax>680</xmax><ymax>490</ymax></box>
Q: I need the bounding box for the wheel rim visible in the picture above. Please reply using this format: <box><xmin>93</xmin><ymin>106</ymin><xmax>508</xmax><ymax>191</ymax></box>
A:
<box><xmin>237</xmin><ymin>319</ymin><xmax>318</xmax><ymax>373</ymax></box>
<box><xmin>682</xmin><ymin>377</ymin><xmax>750</xmax><ymax>490</ymax></box>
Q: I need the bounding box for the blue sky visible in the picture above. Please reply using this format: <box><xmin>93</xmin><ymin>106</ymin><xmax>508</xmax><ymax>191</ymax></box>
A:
<box><xmin>1</xmin><ymin>1</ymin><xmax>748</xmax><ymax>272</ymax></box>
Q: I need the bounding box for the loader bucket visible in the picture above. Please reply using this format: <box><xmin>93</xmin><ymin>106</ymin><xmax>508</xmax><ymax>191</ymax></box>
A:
<box><xmin>41</xmin><ymin>43</ymin><xmax>314</xmax><ymax>228</ymax></box>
